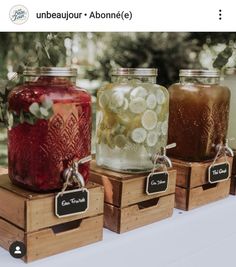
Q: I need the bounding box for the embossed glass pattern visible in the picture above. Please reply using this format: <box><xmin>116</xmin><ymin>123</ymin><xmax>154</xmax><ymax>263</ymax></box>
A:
<box><xmin>96</xmin><ymin>68</ymin><xmax>169</xmax><ymax>172</ymax></box>
<box><xmin>8</xmin><ymin>68</ymin><xmax>92</xmax><ymax>191</ymax></box>
<box><xmin>168</xmin><ymin>70</ymin><xmax>230</xmax><ymax>162</ymax></box>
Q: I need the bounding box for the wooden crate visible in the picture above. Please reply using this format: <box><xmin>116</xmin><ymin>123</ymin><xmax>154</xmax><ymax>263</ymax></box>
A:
<box><xmin>230</xmin><ymin>150</ymin><xmax>236</xmax><ymax>195</ymax></box>
<box><xmin>90</xmin><ymin>160</ymin><xmax>176</xmax><ymax>234</ymax></box>
<box><xmin>173</xmin><ymin>156</ymin><xmax>233</xmax><ymax>211</ymax></box>
<box><xmin>233</xmin><ymin>149</ymin><xmax>236</xmax><ymax>175</ymax></box>
<box><xmin>230</xmin><ymin>175</ymin><xmax>236</xmax><ymax>195</ymax></box>
<box><xmin>0</xmin><ymin>174</ymin><xmax>104</xmax><ymax>262</ymax></box>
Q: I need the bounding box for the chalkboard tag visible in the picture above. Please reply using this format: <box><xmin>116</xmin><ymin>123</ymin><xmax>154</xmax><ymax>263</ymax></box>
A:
<box><xmin>208</xmin><ymin>161</ymin><xmax>230</xmax><ymax>184</ymax></box>
<box><xmin>146</xmin><ymin>171</ymin><xmax>169</xmax><ymax>195</ymax></box>
<box><xmin>55</xmin><ymin>188</ymin><xmax>89</xmax><ymax>218</ymax></box>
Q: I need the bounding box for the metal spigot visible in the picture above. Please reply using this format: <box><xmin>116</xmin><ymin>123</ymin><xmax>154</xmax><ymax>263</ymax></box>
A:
<box><xmin>152</xmin><ymin>143</ymin><xmax>176</xmax><ymax>168</ymax></box>
<box><xmin>215</xmin><ymin>139</ymin><xmax>234</xmax><ymax>157</ymax></box>
<box><xmin>63</xmin><ymin>155</ymin><xmax>92</xmax><ymax>188</ymax></box>
<box><xmin>224</xmin><ymin>138</ymin><xmax>234</xmax><ymax>157</ymax></box>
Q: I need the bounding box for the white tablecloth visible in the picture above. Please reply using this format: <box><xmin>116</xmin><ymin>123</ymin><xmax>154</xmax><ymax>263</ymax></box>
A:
<box><xmin>1</xmin><ymin>196</ymin><xmax>236</xmax><ymax>267</ymax></box>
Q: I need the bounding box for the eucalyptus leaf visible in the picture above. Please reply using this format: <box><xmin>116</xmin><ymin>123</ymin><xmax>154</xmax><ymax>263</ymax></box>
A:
<box><xmin>42</xmin><ymin>98</ymin><xmax>53</xmax><ymax>109</ymax></box>
<box><xmin>40</xmin><ymin>107</ymin><xmax>49</xmax><ymax>117</ymax></box>
<box><xmin>29</xmin><ymin>102</ymin><xmax>40</xmax><ymax>117</ymax></box>
<box><xmin>24</xmin><ymin>116</ymin><xmax>35</xmax><ymax>125</ymax></box>
<box><xmin>7</xmin><ymin>112</ymin><xmax>14</xmax><ymax>129</ymax></box>
<box><xmin>46</xmin><ymin>109</ymin><xmax>54</xmax><ymax>119</ymax></box>
<box><xmin>213</xmin><ymin>47</ymin><xmax>233</xmax><ymax>69</ymax></box>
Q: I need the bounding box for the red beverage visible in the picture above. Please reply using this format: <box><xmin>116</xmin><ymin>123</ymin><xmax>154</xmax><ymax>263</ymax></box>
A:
<box><xmin>8</xmin><ymin>67</ymin><xmax>92</xmax><ymax>192</ymax></box>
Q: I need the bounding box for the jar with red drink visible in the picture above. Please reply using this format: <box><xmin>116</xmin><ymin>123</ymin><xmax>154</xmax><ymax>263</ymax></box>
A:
<box><xmin>8</xmin><ymin>67</ymin><xmax>92</xmax><ymax>192</ymax></box>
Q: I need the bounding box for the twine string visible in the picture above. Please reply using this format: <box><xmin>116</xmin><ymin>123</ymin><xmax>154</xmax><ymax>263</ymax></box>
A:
<box><xmin>151</xmin><ymin>153</ymin><xmax>168</xmax><ymax>175</ymax></box>
<box><xmin>212</xmin><ymin>143</ymin><xmax>228</xmax><ymax>167</ymax></box>
<box><xmin>60</xmin><ymin>155</ymin><xmax>91</xmax><ymax>196</ymax></box>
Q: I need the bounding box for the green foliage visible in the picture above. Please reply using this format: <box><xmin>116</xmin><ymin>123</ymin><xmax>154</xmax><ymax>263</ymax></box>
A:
<box><xmin>86</xmin><ymin>33</ymin><xmax>236</xmax><ymax>86</ymax></box>
<box><xmin>213</xmin><ymin>46</ymin><xmax>233</xmax><ymax>69</ymax></box>
<box><xmin>8</xmin><ymin>98</ymin><xmax>54</xmax><ymax>129</ymax></box>
<box><xmin>0</xmin><ymin>33</ymin><xmax>68</xmax><ymax>127</ymax></box>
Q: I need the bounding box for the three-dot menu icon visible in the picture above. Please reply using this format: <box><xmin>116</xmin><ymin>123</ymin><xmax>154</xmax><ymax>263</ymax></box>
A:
<box><xmin>219</xmin><ymin>9</ymin><xmax>222</xmax><ymax>20</ymax></box>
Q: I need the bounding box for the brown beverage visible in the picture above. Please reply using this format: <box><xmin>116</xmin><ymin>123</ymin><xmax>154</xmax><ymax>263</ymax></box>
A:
<box><xmin>168</xmin><ymin>69</ymin><xmax>230</xmax><ymax>162</ymax></box>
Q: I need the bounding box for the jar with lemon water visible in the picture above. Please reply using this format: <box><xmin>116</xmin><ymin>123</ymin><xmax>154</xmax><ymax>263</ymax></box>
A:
<box><xmin>96</xmin><ymin>68</ymin><xmax>169</xmax><ymax>172</ymax></box>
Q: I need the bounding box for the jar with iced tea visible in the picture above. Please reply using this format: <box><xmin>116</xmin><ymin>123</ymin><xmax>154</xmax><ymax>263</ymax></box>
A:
<box><xmin>96</xmin><ymin>68</ymin><xmax>169</xmax><ymax>172</ymax></box>
<box><xmin>168</xmin><ymin>69</ymin><xmax>230</xmax><ymax>162</ymax></box>
<box><xmin>8</xmin><ymin>67</ymin><xmax>92</xmax><ymax>192</ymax></box>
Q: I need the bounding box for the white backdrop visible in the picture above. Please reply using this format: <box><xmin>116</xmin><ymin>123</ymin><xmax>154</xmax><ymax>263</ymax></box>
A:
<box><xmin>1</xmin><ymin>196</ymin><xmax>236</xmax><ymax>267</ymax></box>
<box><xmin>0</xmin><ymin>0</ymin><xmax>235</xmax><ymax>31</ymax></box>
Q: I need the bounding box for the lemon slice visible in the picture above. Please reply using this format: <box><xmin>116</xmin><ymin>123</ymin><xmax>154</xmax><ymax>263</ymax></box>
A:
<box><xmin>129</xmin><ymin>97</ymin><xmax>147</xmax><ymax>114</ymax></box>
<box><xmin>146</xmin><ymin>131</ymin><xmax>158</xmax><ymax>147</ymax></box>
<box><xmin>156</xmin><ymin>122</ymin><xmax>162</xmax><ymax>135</ymax></box>
<box><xmin>141</xmin><ymin>110</ymin><xmax>157</xmax><ymax>130</ymax></box>
<box><xmin>156</xmin><ymin>105</ymin><xmax>162</xmax><ymax>114</ymax></box>
<box><xmin>131</xmin><ymin>128</ymin><xmax>147</xmax><ymax>143</ymax></box>
<box><xmin>130</xmin><ymin>86</ymin><xmax>148</xmax><ymax>99</ymax></box>
<box><xmin>161</xmin><ymin>121</ymin><xmax>168</xmax><ymax>135</ymax></box>
<box><xmin>123</xmin><ymin>98</ymin><xmax>129</xmax><ymax>110</ymax></box>
<box><xmin>114</xmin><ymin>134</ymin><xmax>127</xmax><ymax>148</ymax></box>
<box><xmin>117</xmin><ymin>114</ymin><xmax>131</xmax><ymax>126</ymax></box>
<box><xmin>156</xmin><ymin>89</ymin><xmax>166</xmax><ymax>104</ymax></box>
<box><xmin>111</xmin><ymin>91</ymin><xmax>124</xmax><ymax>108</ymax></box>
<box><xmin>146</xmin><ymin>94</ymin><xmax>157</xmax><ymax>109</ymax></box>
<box><xmin>98</xmin><ymin>92</ymin><xmax>109</xmax><ymax>108</ymax></box>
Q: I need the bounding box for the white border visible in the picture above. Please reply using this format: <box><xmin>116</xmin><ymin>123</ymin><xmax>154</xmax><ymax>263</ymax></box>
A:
<box><xmin>1</xmin><ymin>0</ymin><xmax>235</xmax><ymax>31</ymax></box>
<box><xmin>55</xmin><ymin>188</ymin><xmax>89</xmax><ymax>219</ymax></box>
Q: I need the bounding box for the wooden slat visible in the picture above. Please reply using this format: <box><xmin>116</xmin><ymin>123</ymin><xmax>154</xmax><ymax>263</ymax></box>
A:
<box><xmin>0</xmin><ymin>175</ymin><xmax>104</xmax><ymax>231</ymax></box>
<box><xmin>26</xmin><ymin>215</ymin><xmax>103</xmax><ymax>262</ymax></box>
<box><xmin>230</xmin><ymin>175</ymin><xmax>236</xmax><ymax>195</ymax></box>
<box><xmin>188</xmin><ymin>179</ymin><xmax>230</xmax><ymax>210</ymax></box>
<box><xmin>26</xmin><ymin>186</ymin><xmax>104</xmax><ymax>232</ymax></box>
<box><xmin>104</xmin><ymin>194</ymin><xmax>175</xmax><ymax>234</ymax></box>
<box><xmin>0</xmin><ymin>175</ymin><xmax>99</xmax><ymax>200</ymax></box>
<box><xmin>120</xmin><ymin>194</ymin><xmax>174</xmax><ymax>233</ymax></box>
<box><xmin>173</xmin><ymin>156</ymin><xmax>233</xmax><ymax>188</ymax></box>
<box><xmin>232</xmin><ymin>150</ymin><xmax>236</xmax><ymax>175</ymax></box>
<box><xmin>104</xmin><ymin>204</ymin><xmax>120</xmax><ymax>233</ymax></box>
<box><xmin>175</xmin><ymin>179</ymin><xmax>230</xmax><ymax>211</ymax></box>
<box><xmin>175</xmin><ymin>186</ymin><xmax>188</xmax><ymax>211</ymax></box>
<box><xmin>90</xmin><ymin>167</ymin><xmax>176</xmax><ymax>208</ymax></box>
<box><xmin>0</xmin><ymin>218</ymin><xmax>25</xmax><ymax>250</ymax></box>
<box><xmin>0</xmin><ymin>188</ymin><xmax>26</xmax><ymax>229</ymax></box>
<box><xmin>120</xmin><ymin>170</ymin><xmax>176</xmax><ymax>207</ymax></box>
<box><xmin>90</xmin><ymin>171</ymin><xmax>122</xmax><ymax>207</ymax></box>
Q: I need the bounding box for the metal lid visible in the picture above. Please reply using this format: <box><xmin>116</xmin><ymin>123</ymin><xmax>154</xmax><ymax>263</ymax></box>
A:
<box><xmin>23</xmin><ymin>67</ymin><xmax>77</xmax><ymax>77</ymax></box>
<box><xmin>179</xmin><ymin>69</ymin><xmax>220</xmax><ymax>78</ymax></box>
<box><xmin>112</xmin><ymin>68</ymin><xmax>158</xmax><ymax>76</ymax></box>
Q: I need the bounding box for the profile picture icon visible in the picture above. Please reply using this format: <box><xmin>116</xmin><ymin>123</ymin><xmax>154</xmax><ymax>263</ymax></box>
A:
<box><xmin>9</xmin><ymin>241</ymin><xmax>26</xmax><ymax>259</ymax></box>
<box><xmin>9</xmin><ymin>5</ymin><xmax>29</xmax><ymax>25</ymax></box>
<box><xmin>14</xmin><ymin>246</ymin><xmax>21</xmax><ymax>255</ymax></box>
